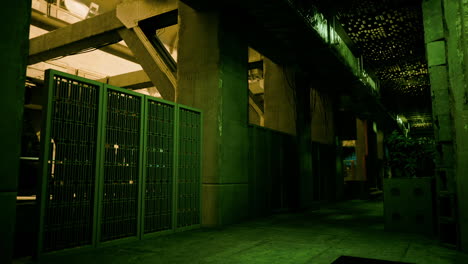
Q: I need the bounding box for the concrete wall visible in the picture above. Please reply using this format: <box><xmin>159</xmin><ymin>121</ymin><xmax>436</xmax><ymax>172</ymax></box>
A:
<box><xmin>263</xmin><ymin>58</ymin><xmax>296</xmax><ymax>135</ymax></box>
<box><xmin>177</xmin><ymin>2</ymin><xmax>343</xmax><ymax>225</ymax></box>
<box><xmin>248</xmin><ymin>125</ymin><xmax>341</xmax><ymax>211</ymax></box>
<box><xmin>311</xmin><ymin>89</ymin><xmax>335</xmax><ymax>145</ymax></box>
<box><xmin>423</xmin><ymin>0</ymin><xmax>468</xmax><ymax>250</ymax></box>
<box><xmin>353</xmin><ymin>118</ymin><xmax>368</xmax><ymax>182</ymax></box>
<box><xmin>443</xmin><ymin>0</ymin><xmax>468</xmax><ymax>251</ymax></box>
<box><xmin>255</xmin><ymin>55</ymin><xmax>342</xmax><ymax>205</ymax></box>
<box><xmin>248</xmin><ymin>126</ymin><xmax>299</xmax><ymax>216</ymax></box>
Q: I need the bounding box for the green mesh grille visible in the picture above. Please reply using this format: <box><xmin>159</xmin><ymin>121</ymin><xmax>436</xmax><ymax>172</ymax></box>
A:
<box><xmin>40</xmin><ymin>70</ymin><xmax>202</xmax><ymax>252</ymax></box>
<box><xmin>177</xmin><ymin>108</ymin><xmax>201</xmax><ymax>227</ymax></box>
<box><xmin>100</xmin><ymin>90</ymin><xmax>141</xmax><ymax>241</ymax></box>
<box><xmin>144</xmin><ymin>100</ymin><xmax>175</xmax><ymax>233</ymax></box>
<box><xmin>44</xmin><ymin>76</ymin><xmax>98</xmax><ymax>251</ymax></box>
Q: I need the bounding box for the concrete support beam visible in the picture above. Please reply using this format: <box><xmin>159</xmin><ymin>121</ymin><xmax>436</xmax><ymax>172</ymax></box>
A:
<box><xmin>30</xmin><ymin>9</ymin><xmax>137</xmax><ymax>63</ymax></box>
<box><xmin>263</xmin><ymin>58</ymin><xmax>296</xmax><ymax>135</ymax></box>
<box><xmin>100</xmin><ymin>44</ymin><xmax>136</xmax><ymax>63</ymax></box>
<box><xmin>30</xmin><ymin>2</ymin><xmax>178</xmax><ymax>100</ymax></box>
<box><xmin>29</xmin><ymin>0</ymin><xmax>178</xmax><ymax>65</ymax></box>
<box><xmin>1</xmin><ymin>1</ymin><xmax>31</xmax><ymax>263</ymax></box>
<box><xmin>29</xmin><ymin>10</ymin><xmax>124</xmax><ymax>64</ymax></box>
<box><xmin>177</xmin><ymin>2</ymin><xmax>249</xmax><ymax>226</ymax></box>
<box><xmin>119</xmin><ymin>27</ymin><xmax>177</xmax><ymax>100</ymax></box>
<box><xmin>98</xmin><ymin>70</ymin><xmax>152</xmax><ymax>89</ymax></box>
<box><xmin>294</xmin><ymin>73</ymin><xmax>314</xmax><ymax>208</ymax></box>
<box><xmin>30</xmin><ymin>9</ymin><xmax>67</xmax><ymax>31</ymax></box>
<box><xmin>249</xmin><ymin>97</ymin><xmax>264</xmax><ymax>126</ymax></box>
<box><xmin>116</xmin><ymin>0</ymin><xmax>177</xmax><ymax>28</ymax></box>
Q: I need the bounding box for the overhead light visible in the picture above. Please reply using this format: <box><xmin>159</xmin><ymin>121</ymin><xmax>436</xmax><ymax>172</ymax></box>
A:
<box><xmin>64</xmin><ymin>0</ymin><xmax>89</xmax><ymax>19</ymax></box>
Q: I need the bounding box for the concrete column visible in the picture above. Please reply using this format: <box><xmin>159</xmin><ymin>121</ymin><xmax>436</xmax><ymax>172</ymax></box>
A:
<box><xmin>309</xmin><ymin>89</ymin><xmax>337</xmax><ymax>201</ymax></box>
<box><xmin>263</xmin><ymin>58</ymin><xmax>296</xmax><ymax>135</ymax></box>
<box><xmin>423</xmin><ymin>0</ymin><xmax>468</xmax><ymax>250</ymax></box>
<box><xmin>294</xmin><ymin>72</ymin><xmax>314</xmax><ymax>208</ymax></box>
<box><xmin>376</xmin><ymin>130</ymin><xmax>385</xmax><ymax>189</ymax></box>
<box><xmin>443</xmin><ymin>0</ymin><xmax>468</xmax><ymax>251</ymax></box>
<box><xmin>177</xmin><ymin>3</ymin><xmax>249</xmax><ymax>226</ymax></box>
<box><xmin>355</xmin><ymin>118</ymin><xmax>368</xmax><ymax>182</ymax></box>
<box><xmin>0</xmin><ymin>1</ymin><xmax>31</xmax><ymax>262</ymax></box>
<box><xmin>365</xmin><ymin>122</ymin><xmax>378</xmax><ymax>189</ymax></box>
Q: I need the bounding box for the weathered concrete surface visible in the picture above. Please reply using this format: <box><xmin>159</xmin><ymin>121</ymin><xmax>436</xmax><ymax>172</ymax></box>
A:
<box><xmin>422</xmin><ymin>0</ymin><xmax>445</xmax><ymax>43</ymax></box>
<box><xmin>177</xmin><ymin>2</ymin><xmax>249</xmax><ymax>226</ymax></box>
<box><xmin>294</xmin><ymin>74</ymin><xmax>314</xmax><ymax>208</ymax></box>
<box><xmin>119</xmin><ymin>27</ymin><xmax>176</xmax><ymax>100</ymax></box>
<box><xmin>30</xmin><ymin>9</ymin><xmax>136</xmax><ymax>63</ymax></box>
<box><xmin>354</xmin><ymin>119</ymin><xmax>367</xmax><ymax>182</ymax></box>
<box><xmin>98</xmin><ymin>70</ymin><xmax>152</xmax><ymax>89</ymax></box>
<box><xmin>424</xmin><ymin>0</ymin><xmax>468</xmax><ymax>251</ymax></box>
<box><xmin>29</xmin><ymin>10</ymin><xmax>124</xmax><ymax>65</ymax></box>
<box><xmin>443</xmin><ymin>0</ymin><xmax>468</xmax><ymax>251</ymax></box>
<box><xmin>249</xmin><ymin>104</ymin><xmax>262</xmax><ymax>126</ymax></box>
<box><xmin>310</xmin><ymin>89</ymin><xmax>335</xmax><ymax>145</ymax></box>
<box><xmin>263</xmin><ymin>58</ymin><xmax>296</xmax><ymax>135</ymax></box>
<box><xmin>1</xmin><ymin>1</ymin><xmax>31</xmax><ymax>263</ymax></box>
<box><xmin>426</xmin><ymin>41</ymin><xmax>447</xmax><ymax>67</ymax></box>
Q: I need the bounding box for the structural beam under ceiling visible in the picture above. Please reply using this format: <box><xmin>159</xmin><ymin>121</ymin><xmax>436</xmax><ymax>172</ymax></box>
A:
<box><xmin>119</xmin><ymin>26</ymin><xmax>177</xmax><ymax>101</ymax></box>
<box><xmin>29</xmin><ymin>0</ymin><xmax>179</xmax><ymax>101</ymax></box>
<box><xmin>98</xmin><ymin>70</ymin><xmax>152</xmax><ymax>89</ymax></box>
<box><xmin>29</xmin><ymin>10</ymin><xmax>125</xmax><ymax>65</ymax></box>
<box><xmin>100</xmin><ymin>69</ymin><xmax>265</xmax><ymax>119</ymax></box>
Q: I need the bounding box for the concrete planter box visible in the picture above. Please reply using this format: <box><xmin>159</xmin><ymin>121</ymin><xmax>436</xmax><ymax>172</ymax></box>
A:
<box><xmin>383</xmin><ymin>177</ymin><xmax>435</xmax><ymax>235</ymax></box>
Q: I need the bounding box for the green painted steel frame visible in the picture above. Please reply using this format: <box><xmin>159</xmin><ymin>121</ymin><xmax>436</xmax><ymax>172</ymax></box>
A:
<box><xmin>96</xmin><ymin>84</ymin><xmax>146</xmax><ymax>244</ymax></box>
<box><xmin>38</xmin><ymin>69</ymin><xmax>203</xmax><ymax>256</ymax></box>
<box><xmin>37</xmin><ymin>69</ymin><xmax>105</xmax><ymax>257</ymax></box>
<box><xmin>140</xmin><ymin>96</ymin><xmax>178</xmax><ymax>239</ymax></box>
<box><xmin>176</xmin><ymin>104</ymin><xmax>203</xmax><ymax>229</ymax></box>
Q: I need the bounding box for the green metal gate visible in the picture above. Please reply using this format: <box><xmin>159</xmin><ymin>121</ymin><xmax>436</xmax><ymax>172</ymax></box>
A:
<box><xmin>38</xmin><ymin>70</ymin><xmax>202</xmax><ymax>254</ymax></box>
<box><xmin>143</xmin><ymin>99</ymin><xmax>176</xmax><ymax>234</ymax></box>
<box><xmin>177</xmin><ymin>107</ymin><xmax>202</xmax><ymax>228</ymax></box>
<box><xmin>38</xmin><ymin>72</ymin><xmax>102</xmax><ymax>252</ymax></box>
<box><xmin>99</xmin><ymin>87</ymin><xmax>144</xmax><ymax>242</ymax></box>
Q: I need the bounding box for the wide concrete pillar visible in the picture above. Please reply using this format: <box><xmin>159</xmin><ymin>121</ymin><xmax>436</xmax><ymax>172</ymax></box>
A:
<box><xmin>0</xmin><ymin>1</ymin><xmax>31</xmax><ymax>262</ymax></box>
<box><xmin>423</xmin><ymin>0</ymin><xmax>468</xmax><ymax>250</ymax></box>
<box><xmin>177</xmin><ymin>3</ymin><xmax>249</xmax><ymax>226</ymax></box>
<box><xmin>263</xmin><ymin>58</ymin><xmax>296</xmax><ymax>135</ymax></box>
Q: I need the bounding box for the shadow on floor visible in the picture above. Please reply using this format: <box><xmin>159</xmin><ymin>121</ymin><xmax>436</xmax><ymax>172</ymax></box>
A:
<box><xmin>14</xmin><ymin>200</ymin><xmax>468</xmax><ymax>264</ymax></box>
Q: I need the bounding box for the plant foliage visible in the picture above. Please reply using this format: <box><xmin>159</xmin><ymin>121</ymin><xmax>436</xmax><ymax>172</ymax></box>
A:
<box><xmin>385</xmin><ymin>130</ymin><xmax>435</xmax><ymax>177</ymax></box>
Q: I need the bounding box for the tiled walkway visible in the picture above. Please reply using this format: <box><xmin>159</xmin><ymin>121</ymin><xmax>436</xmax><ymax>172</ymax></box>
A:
<box><xmin>16</xmin><ymin>200</ymin><xmax>468</xmax><ymax>264</ymax></box>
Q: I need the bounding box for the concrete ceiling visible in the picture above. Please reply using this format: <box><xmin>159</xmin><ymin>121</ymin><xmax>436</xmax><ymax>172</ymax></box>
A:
<box><xmin>313</xmin><ymin>0</ymin><xmax>432</xmax><ymax>133</ymax></box>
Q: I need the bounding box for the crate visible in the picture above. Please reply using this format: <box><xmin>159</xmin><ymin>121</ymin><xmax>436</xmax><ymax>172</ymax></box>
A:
<box><xmin>383</xmin><ymin>177</ymin><xmax>434</xmax><ymax>235</ymax></box>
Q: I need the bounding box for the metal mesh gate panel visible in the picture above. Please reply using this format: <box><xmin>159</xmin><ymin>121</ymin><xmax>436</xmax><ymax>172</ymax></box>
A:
<box><xmin>41</xmin><ymin>73</ymin><xmax>99</xmax><ymax>252</ymax></box>
<box><xmin>39</xmin><ymin>70</ymin><xmax>202</xmax><ymax>253</ymax></box>
<box><xmin>177</xmin><ymin>107</ymin><xmax>201</xmax><ymax>227</ymax></box>
<box><xmin>100</xmin><ymin>89</ymin><xmax>142</xmax><ymax>241</ymax></box>
<box><xmin>144</xmin><ymin>100</ymin><xmax>175</xmax><ymax>233</ymax></box>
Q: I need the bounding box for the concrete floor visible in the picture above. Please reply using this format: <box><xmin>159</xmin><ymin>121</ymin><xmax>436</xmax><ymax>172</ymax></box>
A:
<box><xmin>15</xmin><ymin>200</ymin><xmax>468</xmax><ymax>264</ymax></box>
